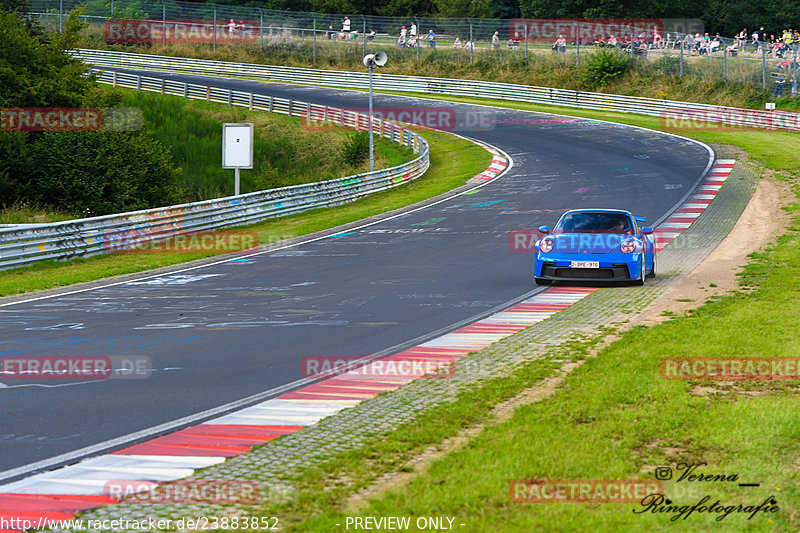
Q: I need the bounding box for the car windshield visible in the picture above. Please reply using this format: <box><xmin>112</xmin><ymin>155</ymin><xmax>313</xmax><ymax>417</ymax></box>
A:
<box><xmin>553</xmin><ymin>212</ymin><xmax>633</xmax><ymax>234</ymax></box>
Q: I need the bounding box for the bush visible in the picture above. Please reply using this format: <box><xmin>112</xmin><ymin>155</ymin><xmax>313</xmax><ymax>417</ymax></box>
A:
<box><xmin>21</xmin><ymin>131</ymin><xmax>184</xmax><ymax>216</ymax></box>
<box><xmin>580</xmin><ymin>49</ymin><xmax>633</xmax><ymax>90</ymax></box>
<box><xmin>338</xmin><ymin>131</ymin><xmax>369</xmax><ymax>168</ymax></box>
<box><xmin>651</xmin><ymin>55</ymin><xmax>683</xmax><ymax>76</ymax></box>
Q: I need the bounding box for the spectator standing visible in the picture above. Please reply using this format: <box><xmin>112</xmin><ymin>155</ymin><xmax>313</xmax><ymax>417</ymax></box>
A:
<box><xmin>492</xmin><ymin>30</ymin><xmax>500</xmax><ymax>50</ymax></box>
<box><xmin>342</xmin><ymin>16</ymin><xmax>351</xmax><ymax>34</ymax></box>
<box><xmin>227</xmin><ymin>19</ymin><xmax>236</xmax><ymax>35</ymax></box>
<box><xmin>453</xmin><ymin>37</ymin><xmax>462</xmax><ymax>49</ymax></box>
<box><xmin>410</xmin><ymin>22</ymin><xmax>417</xmax><ymax>40</ymax></box>
<box><xmin>427</xmin><ymin>29</ymin><xmax>436</xmax><ymax>49</ymax></box>
<box><xmin>553</xmin><ymin>34</ymin><xmax>566</xmax><ymax>54</ymax></box>
<box><xmin>399</xmin><ymin>25</ymin><xmax>407</xmax><ymax>47</ymax></box>
<box><xmin>326</xmin><ymin>25</ymin><xmax>333</xmax><ymax>39</ymax></box>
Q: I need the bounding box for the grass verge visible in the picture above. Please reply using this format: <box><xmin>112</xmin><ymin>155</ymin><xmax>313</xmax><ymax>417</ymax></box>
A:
<box><xmin>0</xmin><ymin>128</ymin><xmax>489</xmax><ymax>297</ymax></box>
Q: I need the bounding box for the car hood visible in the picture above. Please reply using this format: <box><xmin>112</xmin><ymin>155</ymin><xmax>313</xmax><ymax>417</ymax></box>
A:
<box><xmin>551</xmin><ymin>233</ymin><xmax>630</xmax><ymax>254</ymax></box>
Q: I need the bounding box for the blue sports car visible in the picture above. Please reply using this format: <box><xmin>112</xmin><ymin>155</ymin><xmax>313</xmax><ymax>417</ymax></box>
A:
<box><xmin>533</xmin><ymin>209</ymin><xmax>656</xmax><ymax>285</ymax></box>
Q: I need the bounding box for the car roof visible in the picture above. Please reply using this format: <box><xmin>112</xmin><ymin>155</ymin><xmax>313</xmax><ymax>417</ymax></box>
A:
<box><xmin>560</xmin><ymin>208</ymin><xmax>633</xmax><ymax>216</ymax></box>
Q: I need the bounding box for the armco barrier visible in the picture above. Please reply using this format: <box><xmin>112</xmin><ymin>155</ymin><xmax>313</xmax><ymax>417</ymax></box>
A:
<box><xmin>73</xmin><ymin>49</ymin><xmax>800</xmax><ymax>132</ymax></box>
<box><xmin>0</xmin><ymin>70</ymin><xmax>429</xmax><ymax>270</ymax></box>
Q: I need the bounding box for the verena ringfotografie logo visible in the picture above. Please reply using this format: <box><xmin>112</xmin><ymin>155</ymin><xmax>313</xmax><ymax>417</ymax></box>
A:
<box><xmin>510</xmin><ymin>479</ymin><xmax>663</xmax><ymax>503</ymax></box>
<box><xmin>661</xmin><ymin>357</ymin><xmax>800</xmax><ymax>380</ymax></box>
<box><xmin>0</xmin><ymin>355</ymin><xmax>152</xmax><ymax>380</ymax></box>
<box><xmin>103</xmin><ymin>19</ymin><xmax>259</xmax><ymax>44</ymax></box>
<box><xmin>1</xmin><ymin>108</ymin><xmax>143</xmax><ymax>131</ymax></box>
<box><xmin>301</xmin><ymin>356</ymin><xmax>456</xmax><ymax>380</ymax></box>
<box><xmin>103</xmin><ymin>230</ymin><xmax>259</xmax><ymax>254</ymax></box>
<box><xmin>104</xmin><ymin>480</ymin><xmax>259</xmax><ymax>504</ymax></box>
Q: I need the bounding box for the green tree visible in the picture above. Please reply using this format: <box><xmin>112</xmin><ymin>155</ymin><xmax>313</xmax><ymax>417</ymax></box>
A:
<box><xmin>0</xmin><ymin>10</ymin><xmax>95</xmax><ymax>107</ymax></box>
<box><xmin>435</xmin><ymin>0</ymin><xmax>492</xmax><ymax>17</ymax></box>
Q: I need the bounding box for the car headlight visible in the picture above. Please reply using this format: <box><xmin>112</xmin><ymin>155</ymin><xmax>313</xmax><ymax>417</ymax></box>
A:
<box><xmin>620</xmin><ymin>239</ymin><xmax>637</xmax><ymax>253</ymax></box>
<box><xmin>539</xmin><ymin>237</ymin><xmax>554</xmax><ymax>253</ymax></box>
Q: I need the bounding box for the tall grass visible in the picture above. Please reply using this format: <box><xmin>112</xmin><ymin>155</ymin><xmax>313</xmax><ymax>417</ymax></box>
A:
<box><xmin>112</xmin><ymin>88</ymin><xmax>413</xmax><ymax>201</ymax></box>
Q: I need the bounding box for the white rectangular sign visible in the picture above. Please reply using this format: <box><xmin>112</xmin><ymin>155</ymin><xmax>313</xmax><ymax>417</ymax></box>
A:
<box><xmin>222</xmin><ymin>123</ymin><xmax>253</xmax><ymax>169</ymax></box>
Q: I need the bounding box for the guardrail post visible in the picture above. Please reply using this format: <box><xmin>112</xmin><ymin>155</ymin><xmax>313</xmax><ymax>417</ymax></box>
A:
<box><xmin>249</xmin><ymin>92</ymin><xmax>253</xmax><ymax>110</ymax></box>
<box><xmin>288</xmin><ymin>99</ymin><xmax>292</xmax><ymax>116</ymax></box>
<box><xmin>161</xmin><ymin>78</ymin><xmax>165</xmax><ymax>94</ymax></box>
<box><xmin>112</xmin><ymin>71</ymin><xmax>117</xmax><ymax>87</ymax></box>
<box><xmin>136</xmin><ymin>75</ymin><xmax>141</xmax><ymax>91</ymax></box>
<box><xmin>183</xmin><ymin>82</ymin><xmax>188</xmax><ymax>98</ymax></box>
<box><xmin>268</xmin><ymin>96</ymin><xmax>273</xmax><ymax>113</ymax></box>
<box><xmin>213</xmin><ymin>5</ymin><xmax>217</xmax><ymax>52</ymax></box>
<box><xmin>206</xmin><ymin>86</ymin><xmax>210</xmax><ymax>101</ymax></box>
<box><xmin>227</xmin><ymin>89</ymin><xmax>232</xmax><ymax>106</ymax></box>
<box><xmin>324</xmin><ymin>106</ymin><xmax>328</xmax><ymax>122</ymax></box>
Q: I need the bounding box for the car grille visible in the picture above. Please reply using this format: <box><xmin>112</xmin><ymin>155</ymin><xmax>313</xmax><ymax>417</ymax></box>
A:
<box><xmin>542</xmin><ymin>263</ymin><xmax>630</xmax><ymax>280</ymax></box>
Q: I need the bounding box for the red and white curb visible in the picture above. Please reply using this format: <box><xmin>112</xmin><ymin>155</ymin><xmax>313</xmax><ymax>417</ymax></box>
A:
<box><xmin>0</xmin><ymin>288</ymin><xmax>594</xmax><ymax>529</ymax></box>
<box><xmin>654</xmin><ymin>159</ymin><xmax>735</xmax><ymax>252</ymax></box>
<box><xmin>469</xmin><ymin>143</ymin><xmax>508</xmax><ymax>182</ymax></box>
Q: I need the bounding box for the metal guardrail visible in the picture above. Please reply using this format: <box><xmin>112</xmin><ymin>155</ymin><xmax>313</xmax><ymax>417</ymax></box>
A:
<box><xmin>74</xmin><ymin>49</ymin><xmax>800</xmax><ymax>131</ymax></box>
<box><xmin>0</xmin><ymin>69</ymin><xmax>429</xmax><ymax>271</ymax></box>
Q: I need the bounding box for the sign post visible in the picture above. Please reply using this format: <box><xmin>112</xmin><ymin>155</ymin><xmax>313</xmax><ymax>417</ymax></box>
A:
<box><xmin>222</xmin><ymin>123</ymin><xmax>254</xmax><ymax>196</ymax></box>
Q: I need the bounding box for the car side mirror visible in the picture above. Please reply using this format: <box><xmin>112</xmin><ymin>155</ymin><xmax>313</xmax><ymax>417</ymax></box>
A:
<box><xmin>538</xmin><ymin>225</ymin><xmax>550</xmax><ymax>234</ymax></box>
<box><xmin>635</xmin><ymin>215</ymin><xmax>646</xmax><ymax>224</ymax></box>
<box><xmin>641</xmin><ymin>227</ymin><xmax>654</xmax><ymax>235</ymax></box>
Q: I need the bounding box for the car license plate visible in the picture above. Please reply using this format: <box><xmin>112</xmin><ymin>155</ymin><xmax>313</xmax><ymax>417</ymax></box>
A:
<box><xmin>570</xmin><ymin>261</ymin><xmax>599</xmax><ymax>268</ymax></box>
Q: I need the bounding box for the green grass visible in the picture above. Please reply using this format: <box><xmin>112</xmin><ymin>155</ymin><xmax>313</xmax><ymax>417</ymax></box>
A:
<box><xmin>0</xmin><ymin>127</ymin><xmax>489</xmax><ymax>296</ymax></box>
<box><xmin>113</xmin><ymin>87</ymin><xmax>413</xmax><ymax>201</ymax></box>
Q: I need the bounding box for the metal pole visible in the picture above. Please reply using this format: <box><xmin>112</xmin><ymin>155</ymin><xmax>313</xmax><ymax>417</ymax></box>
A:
<box><xmin>762</xmin><ymin>45</ymin><xmax>767</xmax><ymax>90</ymax></box>
<box><xmin>723</xmin><ymin>47</ymin><xmax>727</xmax><ymax>82</ymax></box>
<box><xmin>524</xmin><ymin>22</ymin><xmax>528</xmax><ymax>60</ymax></box>
<box><xmin>415</xmin><ymin>17</ymin><xmax>420</xmax><ymax>61</ymax></box>
<box><xmin>58</xmin><ymin>0</ymin><xmax>62</xmax><ymax>33</ymax></box>
<box><xmin>213</xmin><ymin>5</ymin><xmax>217</xmax><ymax>52</ymax></box>
<box><xmin>362</xmin><ymin>15</ymin><xmax>366</xmax><ymax>57</ymax></box>
<box><xmin>110</xmin><ymin>0</ymin><xmax>114</xmax><ymax>17</ymax></box>
<box><xmin>468</xmin><ymin>19</ymin><xmax>473</xmax><ymax>62</ymax></box>
<box><xmin>369</xmin><ymin>64</ymin><xmax>374</xmax><ymax>172</ymax></box>
<box><xmin>162</xmin><ymin>2</ymin><xmax>166</xmax><ymax>46</ymax></box>
<box><xmin>313</xmin><ymin>15</ymin><xmax>316</xmax><ymax>63</ymax></box>
<box><xmin>234</xmin><ymin>168</ymin><xmax>240</xmax><ymax>195</ymax></box>
<box><xmin>259</xmin><ymin>9</ymin><xmax>263</xmax><ymax>50</ymax></box>
<box><xmin>575</xmin><ymin>22</ymin><xmax>580</xmax><ymax>66</ymax></box>
<box><xmin>680</xmin><ymin>38</ymin><xmax>684</xmax><ymax>77</ymax></box>
<box><xmin>793</xmin><ymin>45</ymin><xmax>798</xmax><ymax>97</ymax></box>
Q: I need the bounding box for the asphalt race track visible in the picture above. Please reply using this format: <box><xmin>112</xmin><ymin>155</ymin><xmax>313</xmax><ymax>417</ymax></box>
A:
<box><xmin>0</xmin><ymin>71</ymin><xmax>712</xmax><ymax>480</ymax></box>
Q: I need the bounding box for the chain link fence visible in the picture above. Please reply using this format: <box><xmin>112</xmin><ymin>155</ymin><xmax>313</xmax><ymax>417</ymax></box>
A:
<box><xmin>25</xmin><ymin>0</ymin><xmax>799</xmax><ymax>96</ymax></box>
